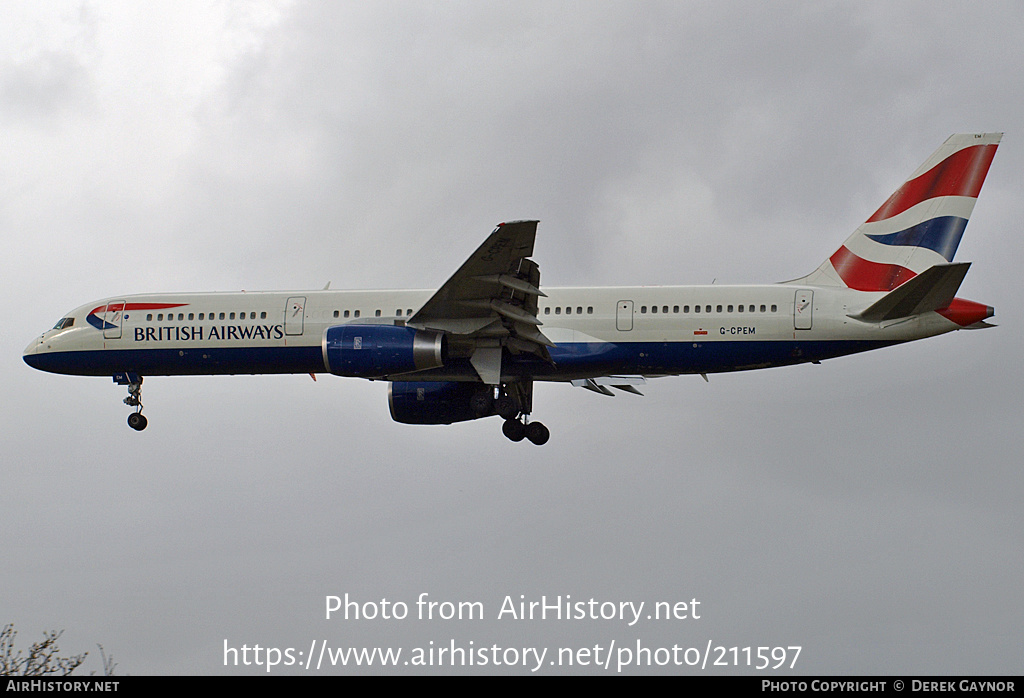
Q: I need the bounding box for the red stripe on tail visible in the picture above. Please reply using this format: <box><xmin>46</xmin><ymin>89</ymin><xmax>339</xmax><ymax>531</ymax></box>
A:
<box><xmin>866</xmin><ymin>144</ymin><xmax>997</xmax><ymax>223</ymax></box>
<box><xmin>830</xmin><ymin>247</ymin><xmax>917</xmax><ymax>291</ymax></box>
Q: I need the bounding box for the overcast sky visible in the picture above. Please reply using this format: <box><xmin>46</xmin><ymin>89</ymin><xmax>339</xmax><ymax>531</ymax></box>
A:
<box><xmin>3</xmin><ymin>1</ymin><xmax>1022</xmax><ymax>675</ymax></box>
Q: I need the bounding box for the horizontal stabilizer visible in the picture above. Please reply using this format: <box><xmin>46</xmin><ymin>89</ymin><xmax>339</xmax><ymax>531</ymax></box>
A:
<box><xmin>851</xmin><ymin>262</ymin><xmax>970</xmax><ymax>323</ymax></box>
<box><xmin>961</xmin><ymin>320</ymin><xmax>997</xmax><ymax>330</ymax></box>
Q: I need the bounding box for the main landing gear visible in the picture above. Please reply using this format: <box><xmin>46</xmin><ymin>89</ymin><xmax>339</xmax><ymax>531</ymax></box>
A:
<box><xmin>485</xmin><ymin>385</ymin><xmax>549</xmax><ymax>445</ymax></box>
<box><xmin>115</xmin><ymin>373</ymin><xmax>148</xmax><ymax>431</ymax></box>
<box><xmin>501</xmin><ymin>418</ymin><xmax>549</xmax><ymax>445</ymax></box>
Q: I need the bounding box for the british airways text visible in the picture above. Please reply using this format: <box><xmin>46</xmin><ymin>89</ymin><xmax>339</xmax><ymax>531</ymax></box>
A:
<box><xmin>134</xmin><ymin>325</ymin><xmax>285</xmax><ymax>341</ymax></box>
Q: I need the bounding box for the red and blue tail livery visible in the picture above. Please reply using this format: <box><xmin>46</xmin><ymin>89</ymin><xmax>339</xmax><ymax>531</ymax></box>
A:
<box><xmin>796</xmin><ymin>133</ymin><xmax>1001</xmax><ymax>292</ymax></box>
<box><xmin>25</xmin><ymin>134</ymin><xmax>1001</xmax><ymax>443</ymax></box>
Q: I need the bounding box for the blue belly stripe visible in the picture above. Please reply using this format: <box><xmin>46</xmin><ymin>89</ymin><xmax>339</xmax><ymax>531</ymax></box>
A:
<box><xmin>24</xmin><ymin>340</ymin><xmax>900</xmax><ymax>379</ymax></box>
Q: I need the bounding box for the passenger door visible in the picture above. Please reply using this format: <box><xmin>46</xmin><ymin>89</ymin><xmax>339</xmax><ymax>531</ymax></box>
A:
<box><xmin>794</xmin><ymin>290</ymin><xmax>813</xmax><ymax>330</ymax></box>
<box><xmin>104</xmin><ymin>300</ymin><xmax>125</xmax><ymax>339</ymax></box>
<box><xmin>285</xmin><ymin>296</ymin><xmax>306</xmax><ymax>336</ymax></box>
<box><xmin>616</xmin><ymin>300</ymin><xmax>634</xmax><ymax>331</ymax></box>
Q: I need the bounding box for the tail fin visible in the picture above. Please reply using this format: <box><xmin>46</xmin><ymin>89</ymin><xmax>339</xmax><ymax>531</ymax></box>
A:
<box><xmin>790</xmin><ymin>133</ymin><xmax>1001</xmax><ymax>291</ymax></box>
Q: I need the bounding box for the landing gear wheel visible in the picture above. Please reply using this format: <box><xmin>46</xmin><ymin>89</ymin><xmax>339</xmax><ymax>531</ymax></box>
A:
<box><xmin>502</xmin><ymin>418</ymin><xmax>526</xmax><ymax>442</ymax></box>
<box><xmin>495</xmin><ymin>395</ymin><xmax>519</xmax><ymax>421</ymax></box>
<box><xmin>470</xmin><ymin>389</ymin><xmax>495</xmax><ymax>416</ymax></box>
<box><xmin>524</xmin><ymin>421</ymin><xmax>550</xmax><ymax>446</ymax></box>
<box><xmin>127</xmin><ymin>412</ymin><xmax>148</xmax><ymax>431</ymax></box>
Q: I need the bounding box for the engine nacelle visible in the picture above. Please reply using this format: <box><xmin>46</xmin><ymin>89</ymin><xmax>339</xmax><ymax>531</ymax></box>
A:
<box><xmin>323</xmin><ymin>325</ymin><xmax>446</xmax><ymax>378</ymax></box>
<box><xmin>388</xmin><ymin>381</ymin><xmax>491</xmax><ymax>424</ymax></box>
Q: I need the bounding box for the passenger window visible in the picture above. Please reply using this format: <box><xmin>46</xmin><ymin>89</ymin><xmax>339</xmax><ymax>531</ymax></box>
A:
<box><xmin>176</xmin><ymin>313</ymin><xmax>182</xmax><ymax>321</ymax></box>
<box><xmin>354</xmin><ymin>310</ymin><xmax>360</xmax><ymax>318</ymax></box>
<box><xmin>157</xmin><ymin>314</ymin><xmax>163</xmax><ymax>321</ymax></box>
<box><xmin>229</xmin><ymin>312</ymin><xmax>235</xmax><ymax>320</ymax></box>
<box><xmin>334</xmin><ymin>310</ymin><xmax>340</xmax><ymax>318</ymax></box>
<box><xmin>555</xmin><ymin>307</ymin><xmax>561</xmax><ymax>315</ymax></box>
<box><xmin>651</xmin><ymin>306</ymin><xmax>657</xmax><ymax>314</ymax></box>
<box><xmin>682</xmin><ymin>305</ymin><xmax>688</xmax><ymax>313</ymax></box>
<box><xmin>375</xmin><ymin>310</ymin><xmax>381</xmax><ymax>317</ymax></box>
<box><xmin>771</xmin><ymin>305</ymin><xmax>777</xmax><ymax>312</ymax></box>
<box><xmin>749</xmin><ymin>305</ymin><xmax>755</xmax><ymax>312</ymax></box>
<box><xmin>760</xmin><ymin>305</ymin><xmax>766</xmax><ymax>312</ymax></box>
<box><xmin>737</xmin><ymin>305</ymin><xmax>744</xmax><ymax>313</ymax></box>
<box><xmin>395</xmin><ymin>309</ymin><xmax>401</xmax><ymax>317</ymax></box>
<box><xmin>640</xmin><ymin>306</ymin><xmax>647</xmax><ymax>314</ymax></box>
<box><xmin>544</xmin><ymin>308</ymin><xmax>550</xmax><ymax>315</ymax></box>
<box><xmin>727</xmin><ymin>305</ymin><xmax>733</xmax><ymax>312</ymax></box>
<box><xmin>261</xmin><ymin>311</ymin><xmax>267</xmax><ymax>319</ymax></box>
<box><xmin>147</xmin><ymin>314</ymin><xmax>153</xmax><ymax>321</ymax></box>
<box><xmin>566</xmin><ymin>307</ymin><xmax>572</xmax><ymax>315</ymax></box>
<box><xmin>716</xmin><ymin>305</ymin><xmax>722</xmax><ymax>313</ymax></box>
<box><xmin>407</xmin><ymin>309</ymin><xmax>412</xmax><ymax>316</ymax></box>
<box><xmin>577</xmin><ymin>307</ymin><xmax>583</xmax><ymax>314</ymax></box>
<box><xmin>694</xmin><ymin>305</ymin><xmax>700</xmax><ymax>313</ymax></box>
<box><xmin>587</xmin><ymin>307</ymin><xmax>593</xmax><ymax>314</ymax></box>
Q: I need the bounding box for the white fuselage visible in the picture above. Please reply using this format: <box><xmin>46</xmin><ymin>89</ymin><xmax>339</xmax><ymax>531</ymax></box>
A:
<box><xmin>24</xmin><ymin>284</ymin><xmax>959</xmax><ymax>382</ymax></box>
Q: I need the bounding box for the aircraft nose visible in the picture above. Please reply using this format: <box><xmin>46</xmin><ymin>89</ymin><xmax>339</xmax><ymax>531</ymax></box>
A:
<box><xmin>23</xmin><ymin>334</ymin><xmax>57</xmax><ymax>372</ymax></box>
<box><xmin>24</xmin><ymin>337</ymin><xmax>44</xmax><ymax>368</ymax></box>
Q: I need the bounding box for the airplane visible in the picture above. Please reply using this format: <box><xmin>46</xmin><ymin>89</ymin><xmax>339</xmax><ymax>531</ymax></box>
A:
<box><xmin>24</xmin><ymin>133</ymin><xmax>1001</xmax><ymax>445</ymax></box>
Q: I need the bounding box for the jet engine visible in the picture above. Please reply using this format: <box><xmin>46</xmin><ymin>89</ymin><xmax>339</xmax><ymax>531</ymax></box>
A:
<box><xmin>388</xmin><ymin>381</ymin><xmax>493</xmax><ymax>424</ymax></box>
<box><xmin>323</xmin><ymin>325</ymin><xmax>446</xmax><ymax>378</ymax></box>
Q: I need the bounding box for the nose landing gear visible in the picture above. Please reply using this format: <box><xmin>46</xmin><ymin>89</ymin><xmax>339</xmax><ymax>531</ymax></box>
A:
<box><xmin>127</xmin><ymin>411</ymin><xmax>148</xmax><ymax>431</ymax></box>
<box><xmin>114</xmin><ymin>373</ymin><xmax>148</xmax><ymax>431</ymax></box>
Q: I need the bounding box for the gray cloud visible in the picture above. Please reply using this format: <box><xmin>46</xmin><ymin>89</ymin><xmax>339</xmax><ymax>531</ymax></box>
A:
<box><xmin>3</xmin><ymin>0</ymin><xmax>1022</xmax><ymax>674</ymax></box>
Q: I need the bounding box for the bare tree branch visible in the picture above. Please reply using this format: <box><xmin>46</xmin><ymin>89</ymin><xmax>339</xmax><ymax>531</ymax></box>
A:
<box><xmin>0</xmin><ymin>624</ymin><xmax>101</xmax><ymax>676</ymax></box>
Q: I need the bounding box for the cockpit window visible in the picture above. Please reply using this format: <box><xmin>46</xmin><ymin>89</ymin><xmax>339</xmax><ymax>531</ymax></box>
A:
<box><xmin>52</xmin><ymin>318</ymin><xmax>75</xmax><ymax>330</ymax></box>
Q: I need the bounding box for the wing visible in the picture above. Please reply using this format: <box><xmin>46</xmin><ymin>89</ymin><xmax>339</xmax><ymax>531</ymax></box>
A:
<box><xmin>407</xmin><ymin>221</ymin><xmax>553</xmax><ymax>384</ymax></box>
